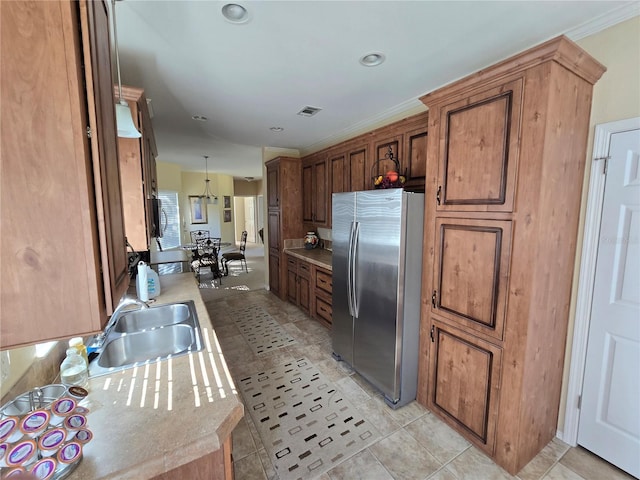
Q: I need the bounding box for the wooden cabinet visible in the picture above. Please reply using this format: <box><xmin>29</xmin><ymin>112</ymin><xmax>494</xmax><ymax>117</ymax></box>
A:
<box><xmin>417</xmin><ymin>36</ymin><xmax>605</xmax><ymax>474</ymax></box>
<box><xmin>286</xmin><ymin>255</ymin><xmax>311</xmax><ymax>314</ymax></box>
<box><xmin>267</xmin><ymin>165</ymin><xmax>279</xmax><ymax>209</ymax></box>
<box><xmin>266</xmin><ymin>157</ymin><xmax>304</xmax><ymax>300</ymax></box>
<box><xmin>373</xmin><ymin>133</ymin><xmax>403</xmax><ymax>179</ymax></box>
<box><xmin>0</xmin><ymin>0</ymin><xmax>128</xmax><ymax>348</ymax></box>
<box><xmin>329</xmin><ymin>141</ymin><xmax>371</xmax><ymax>195</ymax></box>
<box><xmin>427</xmin><ymin>318</ymin><xmax>502</xmax><ymax>456</ymax></box>
<box><xmin>268</xmin><ymin>253</ymin><xmax>281</xmax><ymax>298</ymax></box>
<box><xmin>403</xmin><ymin>126</ymin><xmax>429</xmax><ymax>192</ymax></box>
<box><xmin>117</xmin><ymin>85</ymin><xmax>159</xmax><ymax>252</ymax></box>
<box><xmin>300</xmin><ymin>111</ymin><xmax>428</xmax><ymax>229</ymax></box>
<box><xmin>435</xmin><ymin>79</ymin><xmax>522</xmax><ymax>213</ymax></box>
<box><xmin>302</xmin><ymin>154</ymin><xmax>328</xmax><ymax>227</ymax></box>
<box><xmin>312</xmin><ymin>266</ymin><xmax>333</xmax><ymax>328</ymax></box>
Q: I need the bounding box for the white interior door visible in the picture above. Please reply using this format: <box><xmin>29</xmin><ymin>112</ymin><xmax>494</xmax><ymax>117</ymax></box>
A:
<box><xmin>244</xmin><ymin>197</ymin><xmax>256</xmax><ymax>242</ymax></box>
<box><xmin>578</xmin><ymin>128</ymin><xmax>640</xmax><ymax>477</ymax></box>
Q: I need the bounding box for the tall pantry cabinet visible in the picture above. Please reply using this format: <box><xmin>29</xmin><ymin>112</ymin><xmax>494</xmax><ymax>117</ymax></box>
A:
<box><xmin>266</xmin><ymin>157</ymin><xmax>305</xmax><ymax>300</ymax></box>
<box><xmin>417</xmin><ymin>36</ymin><xmax>605</xmax><ymax>474</ymax></box>
<box><xmin>1</xmin><ymin>0</ymin><xmax>128</xmax><ymax>348</ymax></box>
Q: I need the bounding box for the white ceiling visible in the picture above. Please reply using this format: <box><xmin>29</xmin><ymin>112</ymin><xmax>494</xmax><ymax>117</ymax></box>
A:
<box><xmin>114</xmin><ymin>1</ymin><xmax>638</xmax><ymax>179</ymax></box>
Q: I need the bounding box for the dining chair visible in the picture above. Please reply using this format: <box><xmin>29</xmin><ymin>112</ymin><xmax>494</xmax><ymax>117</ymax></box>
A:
<box><xmin>222</xmin><ymin>231</ymin><xmax>248</xmax><ymax>275</ymax></box>
<box><xmin>190</xmin><ymin>237</ymin><xmax>223</xmax><ymax>283</ymax></box>
<box><xmin>190</xmin><ymin>230</ymin><xmax>210</xmax><ymax>245</ymax></box>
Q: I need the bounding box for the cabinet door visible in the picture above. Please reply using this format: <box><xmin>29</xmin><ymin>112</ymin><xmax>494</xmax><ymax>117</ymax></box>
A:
<box><xmin>403</xmin><ymin>126</ymin><xmax>428</xmax><ymax>191</ymax></box>
<box><xmin>312</xmin><ymin>158</ymin><xmax>328</xmax><ymax>225</ymax></box>
<box><xmin>330</xmin><ymin>152</ymin><xmax>348</xmax><ymax>194</ymax></box>
<box><xmin>267</xmin><ymin>211</ymin><xmax>280</xmax><ymax>253</ymax></box>
<box><xmin>286</xmin><ymin>256</ymin><xmax>298</xmax><ymax>304</ymax></box>
<box><xmin>267</xmin><ymin>164</ymin><xmax>279</xmax><ymax>209</ymax></box>
<box><xmin>298</xmin><ymin>261</ymin><xmax>311</xmax><ymax>314</ymax></box>
<box><xmin>427</xmin><ymin>318</ymin><xmax>502</xmax><ymax>455</ymax></box>
<box><xmin>373</xmin><ymin>135</ymin><xmax>403</xmax><ymax>179</ymax></box>
<box><xmin>84</xmin><ymin>0</ymin><xmax>129</xmax><ymax>313</ymax></box>
<box><xmin>348</xmin><ymin>144</ymin><xmax>369</xmax><ymax>192</ymax></box>
<box><xmin>299</xmin><ymin>275</ymin><xmax>311</xmax><ymax>314</ymax></box>
<box><xmin>269</xmin><ymin>253</ymin><xmax>280</xmax><ymax>297</ymax></box>
<box><xmin>432</xmin><ymin>218</ymin><xmax>511</xmax><ymax>341</ymax></box>
<box><xmin>436</xmin><ymin>78</ymin><xmax>522</xmax><ymax>212</ymax></box>
<box><xmin>302</xmin><ymin>163</ymin><xmax>313</xmax><ymax>223</ymax></box>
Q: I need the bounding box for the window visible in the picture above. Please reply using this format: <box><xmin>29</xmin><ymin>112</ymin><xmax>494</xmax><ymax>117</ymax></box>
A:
<box><xmin>157</xmin><ymin>191</ymin><xmax>181</xmax><ymax>275</ymax></box>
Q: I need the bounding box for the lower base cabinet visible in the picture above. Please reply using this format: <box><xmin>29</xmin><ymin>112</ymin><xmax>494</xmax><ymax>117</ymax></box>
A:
<box><xmin>268</xmin><ymin>253</ymin><xmax>281</xmax><ymax>298</ymax></box>
<box><xmin>286</xmin><ymin>255</ymin><xmax>311</xmax><ymax>314</ymax></box>
<box><xmin>312</xmin><ymin>265</ymin><xmax>333</xmax><ymax>328</ymax></box>
<box><xmin>426</xmin><ymin>318</ymin><xmax>502</xmax><ymax>456</ymax></box>
<box><xmin>152</xmin><ymin>437</ymin><xmax>233</xmax><ymax>480</ymax></box>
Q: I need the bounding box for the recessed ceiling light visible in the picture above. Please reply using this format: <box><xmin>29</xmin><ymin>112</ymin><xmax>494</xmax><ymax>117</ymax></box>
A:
<box><xmin>270</xmin><ymin>127</ymin><xmax>284</xmax><ymax>132</ymax></box>
<box><xmin>222</xmin><ymin>3</ymin><xmax>249</xmax><ymax>24</ymax></box>
<box><xmin>359</xmin><ymin>52</ymin><xmax>385</xmax><ymax>67</ymax></box>
<box><xmin>192</xmin><ymin>115</ymin><xmax>208</xmax><ymax>122</ymax></box>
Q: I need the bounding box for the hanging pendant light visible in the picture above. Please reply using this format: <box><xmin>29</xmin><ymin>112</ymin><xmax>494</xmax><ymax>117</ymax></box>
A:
<box><xmin>199</xmin><ymin>155</ymin><xmax>218</xmax><ymax>204</ymax></box>
<box><xmin>111</xmin><ymin>0</ymin><xmax>141</xmax><ymax>138</ymax></box>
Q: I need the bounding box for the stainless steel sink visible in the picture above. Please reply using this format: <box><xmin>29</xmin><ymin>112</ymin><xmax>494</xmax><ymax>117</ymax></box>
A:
<box><xmin>88</xmin><ymin>300</ymin><xmax>203</xmax><ymax>377</ymax></box>
<box><xmin>114</xmin><ymin>303</ymin><xmax>190</xmax><ymax>333</ymax></box>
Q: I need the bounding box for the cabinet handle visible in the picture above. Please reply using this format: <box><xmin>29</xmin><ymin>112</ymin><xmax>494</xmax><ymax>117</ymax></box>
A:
<box><xmin>436</xmin><ymin>186</ymin><xmax>442</xmax><ymax>205</ymax></box>
<box><xmin>431</xmin><ymin>290</ymin><xmax>437</xmax><ymax>308</ymax></box>
<box><xmin>430</xmin><ymin>325</ymin><xmax>435</xmax><ymax>343</ymax></box>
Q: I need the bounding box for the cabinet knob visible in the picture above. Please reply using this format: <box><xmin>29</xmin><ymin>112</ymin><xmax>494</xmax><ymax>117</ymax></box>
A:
<box><xmin>436</xmin><ymin>186</ymin><xmax>442</xmax><ymax>205</ymax></box>
<box><xmin>431</xmin><ymin>290</ymin><xmax>437</xmax><ymax>308</ymax></box>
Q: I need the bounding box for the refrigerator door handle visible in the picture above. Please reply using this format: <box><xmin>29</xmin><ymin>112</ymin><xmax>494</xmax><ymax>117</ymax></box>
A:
<box><xmin>352</xmin><ymin>221</ymin><xmax>360</xmax><ymax>318</ymax></box>
<box><xmin>347</xmin><ymin>221</ymin><xmax>356</xmax><ymax>317</ymax></box>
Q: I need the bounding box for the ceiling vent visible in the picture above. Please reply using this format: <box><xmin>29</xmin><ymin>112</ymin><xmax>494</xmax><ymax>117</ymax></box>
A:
<box><xmin>297</xmin><ymin>106</ymin><xmax>322</xmax><ymax>117</ymax></box>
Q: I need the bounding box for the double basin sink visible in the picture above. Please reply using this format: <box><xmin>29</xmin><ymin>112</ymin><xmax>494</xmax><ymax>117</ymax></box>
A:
<box><xmin>88</xmin><ymin>301</ymin><xmax>204</xmax><ymax>378</ymax></box>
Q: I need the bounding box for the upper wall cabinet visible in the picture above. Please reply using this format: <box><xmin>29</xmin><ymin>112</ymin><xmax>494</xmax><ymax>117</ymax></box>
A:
<box><xmin>435</xmin><ymin>79</ymin><xmax>522</xmax><ymax>212</ymax></box>
<box><xmin>302</xmin><ymin>154</ymin><xmax>329</xmax><ymax>227</ymax></box>
<box><xmin>1</xmin><ymin>0</ymin><xmax>128</xmax><ymax>348</ymax></box>
<box><xmin>117</xmin><ymin>85</ymin><xmax>159</xmax><ymax>252</ymax></box>
<box><xmin>301</xmin><ymin>111</ymin><xmax>429</xmax><ymax>229</ymax></box>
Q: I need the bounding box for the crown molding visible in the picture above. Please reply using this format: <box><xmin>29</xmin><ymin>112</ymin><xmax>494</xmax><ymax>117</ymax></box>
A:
<box><xmin>300</xmin><ymin>5</ymin><xmax>637</xmax><ymax>157</ymax></box>
<box><xmin>565</xmin><ymin>3</ymin><xmax>639</xmax><ymax>40</ymax></box>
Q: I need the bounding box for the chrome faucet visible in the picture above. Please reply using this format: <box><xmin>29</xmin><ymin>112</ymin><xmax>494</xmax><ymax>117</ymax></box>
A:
<box><xmin>90</xmin><ymin>295</ymin><xmax>149</xmax><ymax>350</ymax></box>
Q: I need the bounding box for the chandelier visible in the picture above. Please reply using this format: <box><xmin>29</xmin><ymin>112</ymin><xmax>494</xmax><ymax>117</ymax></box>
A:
<box><xmin>199</xmin><ymin>155</ymin><xmax>218</xmax><ymax>204</ymax></box>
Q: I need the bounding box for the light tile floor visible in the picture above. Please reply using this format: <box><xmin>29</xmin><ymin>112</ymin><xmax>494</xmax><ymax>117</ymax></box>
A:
<box><xmin>204</xmin><ymin>290</ymin><xmax>635</xmax><ymax>480</ymax></box>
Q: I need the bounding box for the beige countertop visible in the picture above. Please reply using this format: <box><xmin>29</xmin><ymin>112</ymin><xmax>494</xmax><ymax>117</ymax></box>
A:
<box><xmin>284</xmin><ymin>247</ymin><xmax>332</xmax><ymax>271</ymax></box>
<box><xmin>69</xmin><ymin>274</ymin><xmax>243</xmax><ymax>479</ymax></box>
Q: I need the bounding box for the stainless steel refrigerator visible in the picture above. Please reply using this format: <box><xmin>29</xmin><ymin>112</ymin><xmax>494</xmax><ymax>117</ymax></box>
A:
<box><xmin>332</xmin><ymin>189</ymin><xmax>424</xmax><ymax>409</ymax></box>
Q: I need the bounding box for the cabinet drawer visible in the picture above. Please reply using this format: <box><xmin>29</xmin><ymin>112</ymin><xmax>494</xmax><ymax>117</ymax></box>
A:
<box><xmin>315</xmin><ymin>296</ymin><xmax>332</xmax><ymax>324</ymax></box>
<box><xmin>287</xmin><ymin>256</ymin><xmax>297</xmax><ymax>269</ymax></box>
<box><xmin>315</xmin><ymin>269</ymin><xmax>332</xmax><ymax>295</ymax></box>
<box><xmin>299</xmin><ymin>261</ymin><xmax>311</xmax><ymax>277</ymax></box>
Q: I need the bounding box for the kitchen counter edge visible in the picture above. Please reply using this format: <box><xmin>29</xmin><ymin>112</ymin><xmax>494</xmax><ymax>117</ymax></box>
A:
<box><xmin>283</xmin><ymin>248</ymin><xmax>332</xmax><ymax>271</ymax></box>
<box><xmin>69</xmin><ymin>273</ymin><xmax>244</xmax><ymax>480</ymax></box>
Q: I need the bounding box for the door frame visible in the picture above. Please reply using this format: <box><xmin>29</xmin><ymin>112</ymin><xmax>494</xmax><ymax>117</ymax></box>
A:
<box><xmin>562</xmin><ymin>116</ymin><xmax>640</xmax><ymax>446</ymax></box>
